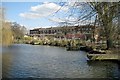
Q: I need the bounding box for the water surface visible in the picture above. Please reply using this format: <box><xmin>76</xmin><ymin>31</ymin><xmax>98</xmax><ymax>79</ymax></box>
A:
<box><xmin>2</xmin><ymin>44</ymin><xmax>120</xmax><ymax>78</ymax></box>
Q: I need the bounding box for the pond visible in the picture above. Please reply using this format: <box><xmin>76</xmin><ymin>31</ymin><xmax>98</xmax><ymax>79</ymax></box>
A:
<box><xmin>2</xmin><ymin>44</ymin><xmax>120</xmax><ymax>78</ymax></box>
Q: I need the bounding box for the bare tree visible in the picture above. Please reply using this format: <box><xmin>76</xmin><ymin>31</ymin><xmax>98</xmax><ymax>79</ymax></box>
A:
<box><xmin>88</xmin><ymin>2</ymin><xmax>119</xmax><ymax>49</ymax></box>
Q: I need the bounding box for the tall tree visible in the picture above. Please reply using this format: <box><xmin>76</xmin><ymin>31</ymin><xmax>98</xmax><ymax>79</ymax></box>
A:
<box><xmin>1</xmin><ymin>8</ymin><xmax>13</xmax><ymax>46</ymax></box>
<box><xmin>89</xmin><ymin>2</ymin><xmax>119</xmax><ymax>49</ymax></box>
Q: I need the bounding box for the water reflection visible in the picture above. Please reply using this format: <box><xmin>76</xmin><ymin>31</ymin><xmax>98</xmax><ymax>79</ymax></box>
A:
<box><xmin>87</xmin><ymin>61</ymin><xmax>119</xmax><ymax>78</ymax></box>
<box><xmin>2</xmin><ymin>46</ymin><xmax>15</xmax><ymax>78</ymax></box>
<box><xmin>0</xmin><ymin>46</ymin><xmax>2</xmax><ymax>79</ymax></box>
<box><xmin>2</xmin><ymin>44</ymin><xmax>120</xmax><ymax>78</ymax></box>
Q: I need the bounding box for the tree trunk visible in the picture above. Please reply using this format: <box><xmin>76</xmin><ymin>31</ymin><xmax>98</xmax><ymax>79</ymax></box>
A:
<box><xmin>106</xmin><ymin>38</ymin><xmax>113</xmax><ymax>49</ymax></box>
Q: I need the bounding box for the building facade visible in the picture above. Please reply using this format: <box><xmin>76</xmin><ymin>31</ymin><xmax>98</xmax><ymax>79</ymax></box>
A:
<box><xmin>29</xmin><ymin>25</ymin><xmax>96</xmax><ymax>40</ymax></box>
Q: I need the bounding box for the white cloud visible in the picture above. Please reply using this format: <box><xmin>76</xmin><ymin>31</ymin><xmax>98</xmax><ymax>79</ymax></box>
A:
<box><xmin>67</xmin><ymin>1</ymin><xmax>83</xmax><ymax>9</ymax></box>
<box><xmin>68</xmin><ymin>1</ymin><xmax>76</xmax><ymax>7</ymax></box>
<box><xmin>19</xmin><ymin>12</ymin><xmax>41</xmax><ymax>19</ymax></box>
<box><xmin>49</xmin><ymin>16</ymin><xmax>78</xmax><ymax>23</ymax></box>
<box><xmin>31</xmin><ymin>2</ymin><xmax>68</xmax><ymax>12</ymax></box>
<box><xmin>49</xmin><ymin>16</ymin><xmax>95</xmax><ymax>26</ymax></box>
<box><xmin>20</xmin><ymin>2</ymin><xmax>69</xmax><ymax>19</ymax></box>
<box><xmin>49</xmin><ymin>17</ymin><xmax>66</xmax><ymax>23</ymax></box>
<box><xmin>66</xmin><ymin>17</ymin><xmax>78</xmax><ymax>22</ymax></box>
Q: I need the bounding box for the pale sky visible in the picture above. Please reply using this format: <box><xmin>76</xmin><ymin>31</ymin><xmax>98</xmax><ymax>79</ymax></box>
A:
<box><xmin>2</xmin><ymin>0</ymin><xmax>112</xmax><ymax>29</ymax></box>
<box><xmin>2</xmin><ymin>1</ymin><xmax>79</xmax><ymax>29</ymax></box>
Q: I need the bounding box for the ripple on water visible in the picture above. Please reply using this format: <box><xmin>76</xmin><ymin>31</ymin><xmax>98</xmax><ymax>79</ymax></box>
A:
<box><xmin>2</xmin><ymin>44</ymin><xmax>120</xmax><ymax>78</ymax></box>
